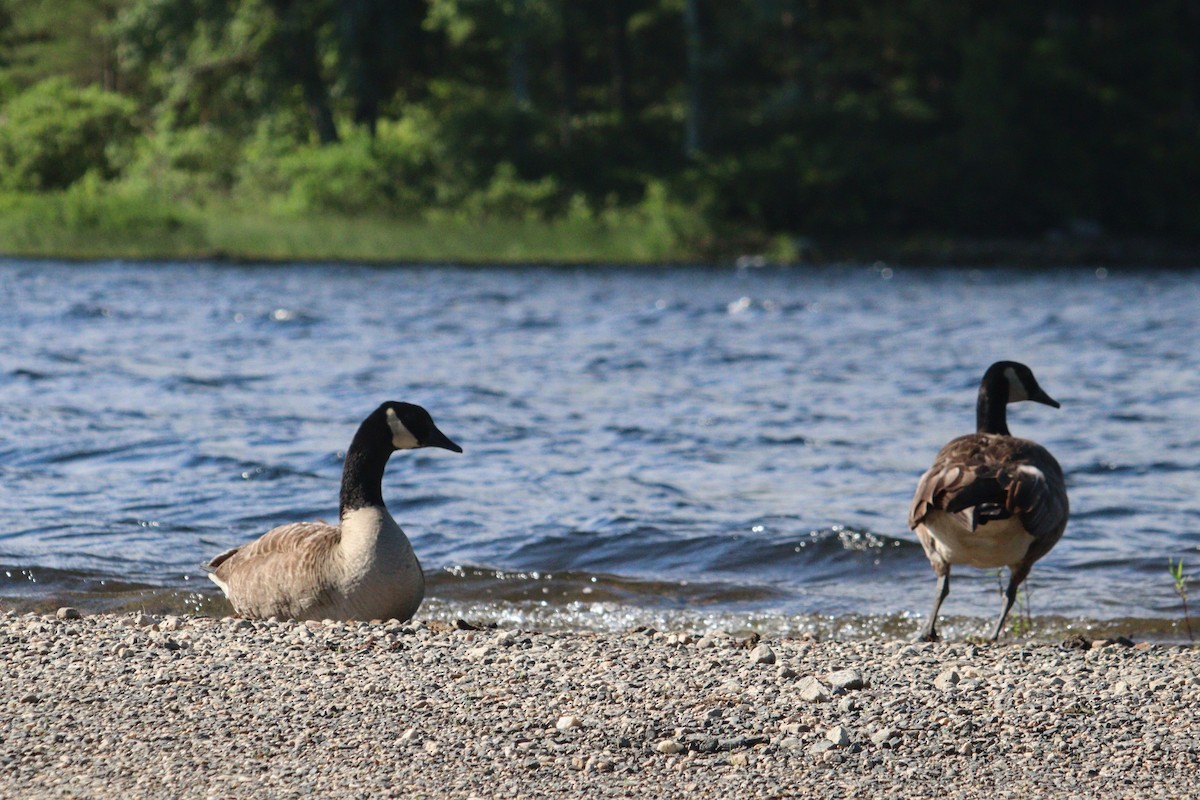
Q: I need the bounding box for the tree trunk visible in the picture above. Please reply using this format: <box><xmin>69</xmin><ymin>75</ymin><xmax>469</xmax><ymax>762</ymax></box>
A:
<box><xmin>510</xmin><ymin>0</ymin><xmax>531</xmax><ymax>107</ymax></box>
<box><xmin>607</xmin><ymin>0</ymin><xmax>631</xmax><ymax>118</ymax></box>
<box><xmin>683</xmin><ymin>0</ymin><xmax>706</xmax><ymax>156</ymax></box>
<box><xmin>559</xmin><ymin>4</ymin><xmax>579</xmax><ymax>148</ymax></box>
<box><xmin>269</xmin><ymin>0</ymin><xmax>339</xmax><ymax>144</ymax></box>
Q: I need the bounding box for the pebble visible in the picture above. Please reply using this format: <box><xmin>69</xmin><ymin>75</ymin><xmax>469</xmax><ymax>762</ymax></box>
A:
<box><xmin>827</xmin><ymin>668</ymin><xmax>864</xmax><ymax>691</ymax></box>
<box><xmin>749</xmin><ymin>643</ymin><xmax>776</xmax><ymax>665</ymax></box>
<box><xmin>0</xmin><ymin>615</ymin><xmax>1197</xmax><ymax>798</ymax></box>
<box><xmin>933</xmin><ymin>669</ymin><xmax>961</xmax><ymax>690</ymax></box>
<box><xmin>466</xmin><ymin>645</ymin><xmax>493</xmax><ymax>661</ymax></box>
<box><xmin>56</xmin><ymin>607</ymin><xmax>81</xmax><ymax>620</ymax></box>
<box><xmin>797</xmin><ymin>676</ymin><xmax>831</xmax><ymax>703</ymax></box>
<box><xmin>825</xmin><ymin>725</ymin><xmax>851</xmax><ymax>747</ymax></box>
<box><xmin>809</xmin><ymin>739</ymin><xmax>837</xmax><ymax>756</ymax></box>
<box><xmin>870</xmin><ymin>727</ymin><xmax>895</xmax><ymax>746</ymax></box>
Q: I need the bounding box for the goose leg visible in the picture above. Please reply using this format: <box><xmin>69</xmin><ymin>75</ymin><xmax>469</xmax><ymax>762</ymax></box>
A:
<box><xmin>916</xmin><ymin>570</ymin><xmax>950</xmax><ymax>642</ymax></box>
<box><xmin>990</xmin><ymin>565</ymin><xmax>1031</xmax><ymax>641</ymax></box>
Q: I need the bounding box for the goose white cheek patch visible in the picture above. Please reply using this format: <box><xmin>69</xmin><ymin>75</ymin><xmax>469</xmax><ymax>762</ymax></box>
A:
<box><xmin>386</xmin><ymin>408</ymin><xmax>420</xmax><ymax>449</ymax></box>
<box><xmin>1004</xmin><ymin>366</ymin><xmax>1030</xmax><ymax>402</ymax></box>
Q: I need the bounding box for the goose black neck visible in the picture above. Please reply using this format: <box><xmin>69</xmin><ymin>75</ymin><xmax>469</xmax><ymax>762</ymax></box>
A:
<box><xmin>976</xmin><ymin>381</ymin><xmax>1011</xmax><ymax>436</ymax></box>
<box><xmin>339</xmin><ymin>424</ymin><xmax>393</xmax><ymax>517</ymax></box>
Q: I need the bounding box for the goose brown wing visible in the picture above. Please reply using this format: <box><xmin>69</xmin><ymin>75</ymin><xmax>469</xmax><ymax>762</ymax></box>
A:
<box><xmin>908</xmin><ymin>435</ymin><xmax>979</xmax><ymax>530</ymax></box>
<box><xmin>209</xmin><ymin>522</ymin><xmax>342</xmax><ymax>616</ymax></box>
<box><xmin>998</xmin><ymin>440</ymin><xmax>1070</xmax><ymax>557</ymax></box>
<box><xmin>910</xmin><ymin>435</ymin><xmax>1068</xmax><ymax>543</ymax></box>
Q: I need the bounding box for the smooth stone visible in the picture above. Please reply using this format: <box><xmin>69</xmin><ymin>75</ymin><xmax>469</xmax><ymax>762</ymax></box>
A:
<box><xmin>797</xmin><ymin>676</ymin><xmax>831</xmax><ymax>703</ymax></box>
<box><xmin>809</xmin><ymin>739</ymin><xmax>837</xmax><ymax>756</ymax></box>
<box><xmin>749</xmin><ymin>644</ymin><xmax>776</xmax><ymax>665</ymax></box>
<box><xmin>827</xmin><ymin>668</ymin><xmax>864</xmax><ymax>691</ymax></box>
<box><xmin>556</xmin><ymin>715</ymin><xmax>582</xmax><ymax>731</ymax></box>
<box><xmin>825</xmin><ymin>726</ymin><xmax>851</xmax><ymax>747</ymax></box>
<box><xmin>933</xmin><ymin>669</ymin><xmax>961</xmax><ymax>690</ymax></box>
<box><xmin>55</xmin><ymin>607</ymin><xmax>81</xmax><ymax>620</ymax></box>
<box><xmin>466</xmin><ymin>645</ymin><xmax>493</xmax><ymax>661</ymax></box>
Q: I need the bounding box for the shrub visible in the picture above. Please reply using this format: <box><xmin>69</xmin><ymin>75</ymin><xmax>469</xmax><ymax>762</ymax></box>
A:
<box><xmin>0</xmin><ymin>78</ymin><xmax>138</xmax><ymax>190</ymax></box>
<box><xmin>259</xmin><ymin>130</ymin><xmax>433</xmax><ymax>216</ymax></box>
<box><xmin>457</xmin><ymin>162</ymin><xmax>561</xmax><ymax>221</ymax></box>
<box><xmin>118</xmin><ymin>126</ymin><xmax>245</xmax><ymax>203</ymax></box>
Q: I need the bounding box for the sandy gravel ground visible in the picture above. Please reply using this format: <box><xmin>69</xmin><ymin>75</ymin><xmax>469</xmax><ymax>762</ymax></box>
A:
<box><xmin>2</xmin><ymin>611</ymin><xmax>1198</xmax><ymax>799</ymax></box>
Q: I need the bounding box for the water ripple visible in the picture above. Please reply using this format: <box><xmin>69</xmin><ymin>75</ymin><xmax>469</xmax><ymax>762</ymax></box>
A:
<box><xmin>1</xmin><ymin>262</ymin><xmax>1198</xmax><ymax>634</ymax></box>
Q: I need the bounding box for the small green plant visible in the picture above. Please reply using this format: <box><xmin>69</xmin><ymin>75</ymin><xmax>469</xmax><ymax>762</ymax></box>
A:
<box><xmin>1169</xmin><ymin>558</ymin><xmax>1194</xmax><ymax>642</ymax></box>
<box><xmin>993</xmin><ymin>569</ymin><xmax>1033</xmax><ymax>639</ymax></box>
<box><xmin>1009</xmin><ymin>584</ymin><xmax>1033</xmax><ymax>639</ymax></box>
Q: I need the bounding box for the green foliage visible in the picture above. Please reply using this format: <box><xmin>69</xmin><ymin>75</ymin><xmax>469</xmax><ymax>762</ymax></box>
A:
<box><xmin>118</xmin><ymin>125</ymin><xmax>245</xmax><ymax>202</ymax></box>
<box><xmin>4</xmin><ymin>0</ymin><xmax>1200</xmax><ymax>254</ymax></box>
<box><xmin>239</xmin><ymin>127</ymin><xmax>435</xmax><ymax>215</ymax></box>
<box><xmin>1170</xmin><ymin>558</ymin><xmax>1194</xmax><ymax>642</ymax></box>
<box><xmin>273</xmin><ymin>134</ymin><xmax>404</xmax><ymax>215</ymax></box>
<box><xmin>1009</xmin><ymin>587</ymin><xmax>1032</xmax><ymax>639</ymax></box>
<box><xmin>0</xmin><ymin>178</ymin><xmax>203</xmax><ymax>257</ymax></box>
<box><xmin>0</xmin><ymin>0</ymin><xmax>123</xmax><ymax>89</ymax></box>
<box><xmin>456</xmin><ymin>163</ymin><xmax>560</xmax><ymax>220</ymax></box>
<box><xmin>0</xmin><ymin>77</ymin><xmax>137</xmax><ymax>190</ymax></box>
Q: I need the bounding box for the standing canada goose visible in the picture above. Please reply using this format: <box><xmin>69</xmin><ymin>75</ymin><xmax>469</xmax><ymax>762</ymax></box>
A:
<box><xmin>204</xmin><ymin>401</ymin><xmax>462</xmax><ymax>621</ymax></box>
<box><xmin>909</xmin><ymin>362</ymin><xmax>1069</xmax><ymax>642</ymax></box>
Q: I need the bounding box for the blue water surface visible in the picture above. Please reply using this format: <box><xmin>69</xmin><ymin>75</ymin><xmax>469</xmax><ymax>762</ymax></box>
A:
<box><xmin>1</xmin><ymin>260</ymin><xmax>1197</xmax><ymax>639</ymax></box>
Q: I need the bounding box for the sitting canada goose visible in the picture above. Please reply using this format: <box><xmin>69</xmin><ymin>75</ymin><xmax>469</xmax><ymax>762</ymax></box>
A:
<box><xmin>203</xmin><ymin>401</ymin><xmax>462</xmax><ymax>621</ymax></box>
<box><xmin>909</xmin><ymin>361</ymin><xmax>1069</xmax><ymax>642</ymax></box>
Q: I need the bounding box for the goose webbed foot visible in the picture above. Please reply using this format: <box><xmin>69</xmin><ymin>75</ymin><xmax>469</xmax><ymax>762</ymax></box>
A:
<box><xmin>916</xmin><ymin>570</ymin><xmax>950</xmax><ymax>643</ymax></box>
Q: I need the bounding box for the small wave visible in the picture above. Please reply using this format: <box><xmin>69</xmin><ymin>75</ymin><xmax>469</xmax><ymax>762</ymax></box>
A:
<box><xmin>229</xmin><ymin>508</ymin><xmax>334</xmax><ymax>529</ymax></box>
<box><xmin>261</xmin><ymin>308</ymin><xmax>322</xmax><ymax>325</ymax></box>
<box><xmin>171</xmin><ymin>374</ymin><xmax>266</xmax><ymax>390</ymax></box>
<box><xmin>430</xmin><ymin>564</ymin><xmax>783</xmax><ymax>608</ymax></box>
<box><xmin>393</xmin><ymin>494</ymin><xmax>458</xmax><ymax>510</ymax></box>
<box><xmin>1070</xmin><ymin>506</ymin><xmax>1139</xmax><ymax>520</ymax></box>
<box><xmin>586</xmin><ymin>357</ymin><xmax>649</xmax><ymax>373</ymax></box>
<box><xmin>39</xmin><ymin>438</ymin><xmax>181</xmax><ymax>467</ymax></box>
<box><xmin>757</xmin><ymin>433</ymin><xmax>809</xmax><ymax>446</ymax></box>
<box><xmin>66</xmin><ymin>303</ymin><xmax>124</xmax><ymax>320</ymax></box>
<box><xmin>494</xmin><ymin>523</ymin><xmax>920</xmax><ymax>590</ymax></box>
<box><xmin>184</xmin><ymin>454</ymin><xmax>325</xmax><ymax>482</ymax></box>
<box><xmin>9</xmin><ymin>368</ymin><xmax>51</xmax><ymax>380</ymax></box>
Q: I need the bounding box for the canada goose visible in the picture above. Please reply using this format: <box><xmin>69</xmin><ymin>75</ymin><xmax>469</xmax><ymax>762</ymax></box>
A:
<box><xmin>909</xmin><ymin>362</ymin><xmax>1069</xmax><ymax>642</ymax></box>
<box><xmin>204</xmin><ymin>401</ymin><xmax>462</xmax><ymax>621</ymax></box>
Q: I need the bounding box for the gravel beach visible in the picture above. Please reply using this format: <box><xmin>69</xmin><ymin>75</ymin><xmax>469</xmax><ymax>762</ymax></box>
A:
<box><xmin>3</xmin><ymin>611</ymin><xmax>1198</xmax><ymax>799</ymax></box>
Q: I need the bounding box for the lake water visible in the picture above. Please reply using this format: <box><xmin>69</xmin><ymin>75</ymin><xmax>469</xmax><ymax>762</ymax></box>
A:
<box><xmin>1</xmin><ymin>259</ymin><xmax>1198</xmax><ymax>640</ymax></box>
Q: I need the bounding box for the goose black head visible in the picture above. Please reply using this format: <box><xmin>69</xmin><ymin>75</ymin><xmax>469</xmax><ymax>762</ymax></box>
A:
<box><xmin>377</xmin><ymin>401</ymin><xmax>463</xmax><ymax>453</ymax></box>
<box><xmin>982</xmin><ymin>361</ymin><xmax>1060</xmax><ymax>409</ymax></box>
<box><xmin>976</xmin><ymin>362</ymin><xmax>1059</xmax><ymax>435</ymax></box>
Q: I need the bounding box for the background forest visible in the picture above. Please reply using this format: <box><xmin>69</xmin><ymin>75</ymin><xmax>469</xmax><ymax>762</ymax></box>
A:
<box><xmin>1</xmin><ymin>0</ymin><xmax>1199</xmax><ymax>260</ymax></box>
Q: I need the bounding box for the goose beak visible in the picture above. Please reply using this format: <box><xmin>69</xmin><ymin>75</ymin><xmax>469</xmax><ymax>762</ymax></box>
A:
<box><xmin>424</xmin><ymin>427</ymin><xmax>463</xmax><ymax>453</ymax></box>
<box><xmin>1033</xmin><ymin>389</ymin><xmax>1060</xmax><ymax>409</ymax></box>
